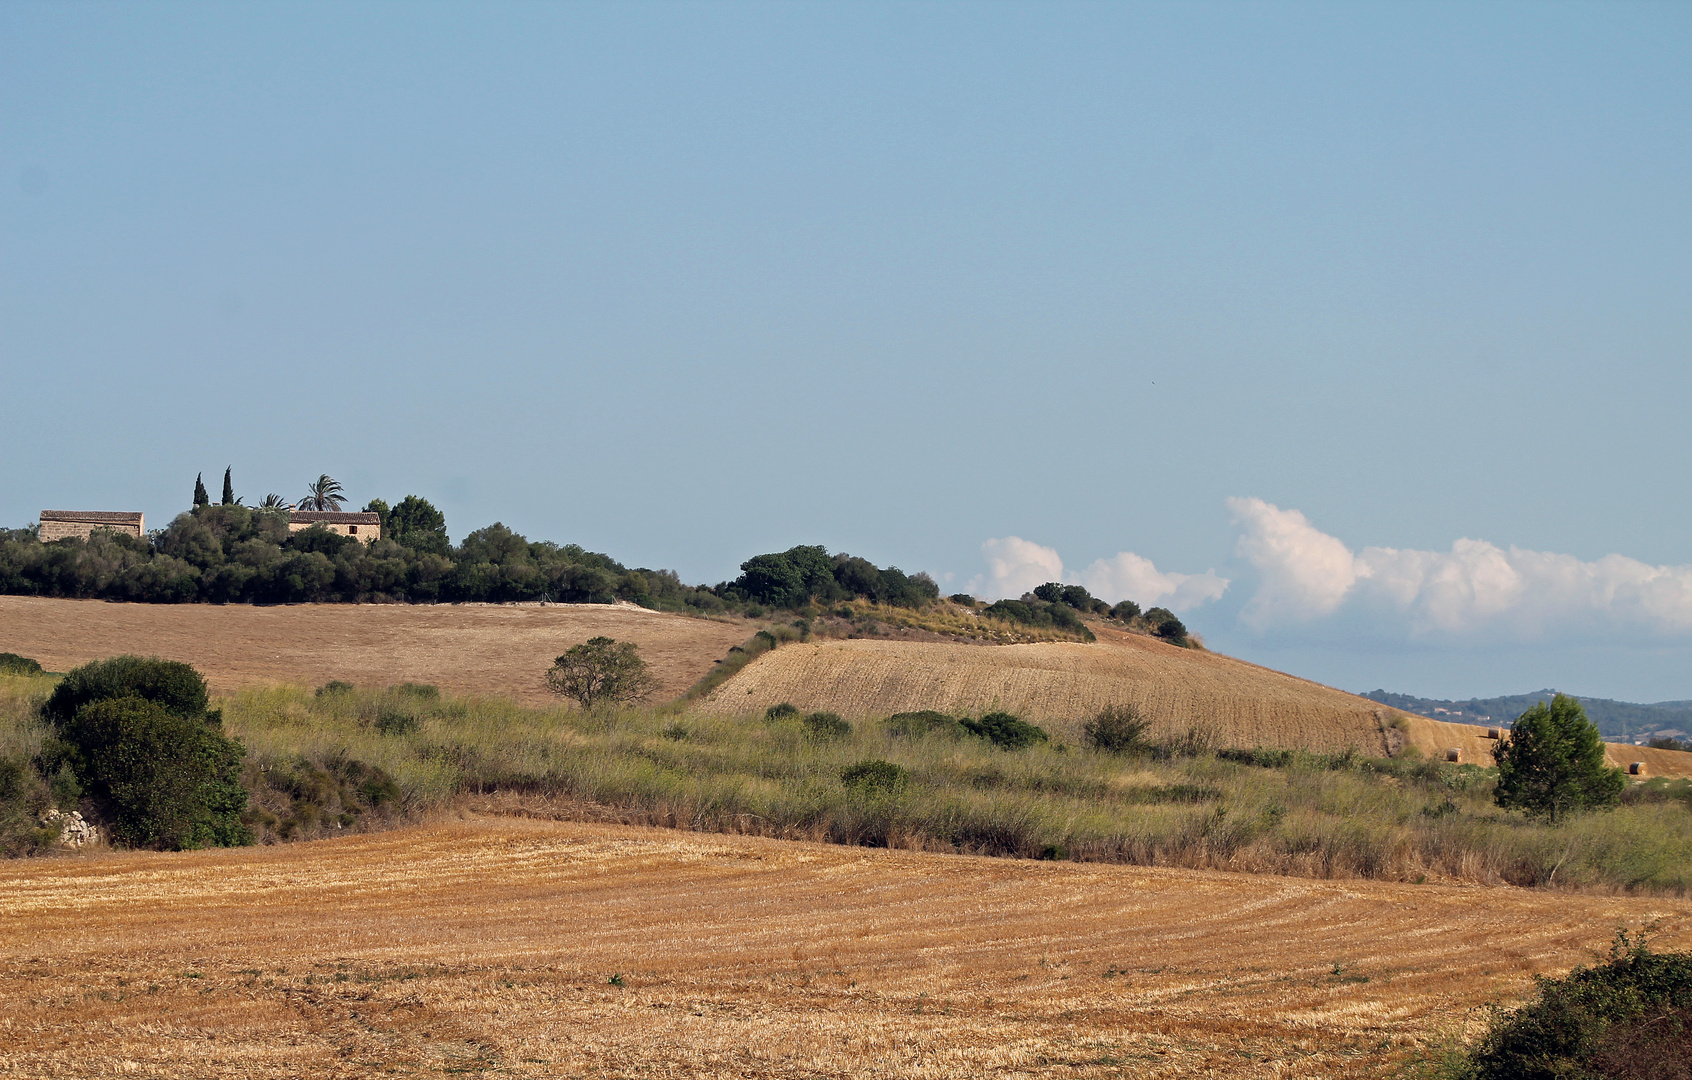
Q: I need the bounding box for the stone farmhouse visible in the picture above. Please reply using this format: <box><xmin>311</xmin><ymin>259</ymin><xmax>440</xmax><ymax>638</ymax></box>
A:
<box><xmin>38</xmin><ymin>510</ymin><xmax>145</xmax><ymax>542</ymax></box>
<box><xmin>289</xmin><ymin>510</ymin><xmax>381</xmax><ymax>543</ymax></box>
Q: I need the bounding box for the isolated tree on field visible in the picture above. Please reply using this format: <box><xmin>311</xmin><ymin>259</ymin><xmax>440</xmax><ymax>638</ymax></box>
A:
<box><xmin>300</xmin><ymin>474</ymin><xmax>346</xmax><ymax>511</ymax></box>
<box><xmin>545</xmin><ymin>637</ymin><xmax>656</xmax><ymax>710</ymax></box>
<box><xmin>1493</xmin><ymin>694</ymin><xmax>1625</xmax><ymax>823</ymax></box>
<box><xmin>192</xmin><ymin>473</ymin><xmax>210</xmax><ymax>508</ymax></box>
<box><xmin>220</xmin><ymin>467</ymin><xmax>236</xmax><ymax>506</ymax></box>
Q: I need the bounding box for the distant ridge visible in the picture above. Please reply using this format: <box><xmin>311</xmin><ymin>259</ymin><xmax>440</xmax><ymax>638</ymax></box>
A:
<box><xmin>1363</xmin><ymin>689</ymin><xmax>1692</xmax><ymax>744</ymax></box>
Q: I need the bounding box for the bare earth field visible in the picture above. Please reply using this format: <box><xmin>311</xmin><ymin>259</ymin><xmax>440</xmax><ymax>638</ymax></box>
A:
<box><xmin>0</xmin><ymin>596</ymin><xmax>747</xmax><ymax>705</ymax></box>
<box><xmin>1</xmin><ymin>816</ymin><xmax>1687</xmax><ymax>1079</ymax></box>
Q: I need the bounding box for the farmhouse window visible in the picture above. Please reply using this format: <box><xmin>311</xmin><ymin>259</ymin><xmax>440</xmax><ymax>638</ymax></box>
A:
<box><xmin>349</xmin><ymin>525</ymin><xmax>358</xmax><ymax>535</ymax></box>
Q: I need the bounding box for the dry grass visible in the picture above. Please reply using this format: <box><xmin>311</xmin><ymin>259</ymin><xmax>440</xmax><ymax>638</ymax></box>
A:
<box><xmin>3</xmin><ymin>816</ymin><xmax>1689</xmax><ymax>1079</ymax></box>
<box><xmin>0</xmin><ymin>595</ymin><xmax>748</xmax><ymax>704</ymax></box>
<box><xmin>699</xmin><ymin>625</ymin><xmax>1692</xmax><ymax>779</ymax></box>
<box><xmin>700</xmin><ymin>624</ymin><xmax>1412</xmax><ymax>753</ymax></box>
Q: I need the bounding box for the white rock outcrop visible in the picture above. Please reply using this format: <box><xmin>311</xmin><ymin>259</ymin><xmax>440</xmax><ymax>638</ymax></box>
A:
<box><xmin>41</xmin><ymin>809</ymin><xmax>99</xmax><ymax>849</ymax></box>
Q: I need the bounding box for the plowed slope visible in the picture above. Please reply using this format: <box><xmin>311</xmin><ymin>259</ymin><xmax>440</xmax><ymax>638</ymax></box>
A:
<box><xmin>699</xmin><ymin>624</ymin><xmax>1692</xmax><ymax>775</ymax></box>
<box><xmin>4</xmin><ymin>817</ymin><xmax>1688</xmax><ymax>1079</ymax></box>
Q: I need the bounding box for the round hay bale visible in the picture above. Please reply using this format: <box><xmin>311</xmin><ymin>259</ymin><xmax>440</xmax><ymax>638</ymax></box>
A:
<box><xmin>1486</xmin><ymin>728</ymin><xmax>1502</xmax><ymax>740</ymax></box>
<box><xmin>1629</xmin><ymin>761</ymin><xmax>1646</xmax><ymax>776</ymax></box>
<box><xmin>1446</xmin><ymin>747</ymin><xmax>1461</xmax><ymax>763</ymax></box>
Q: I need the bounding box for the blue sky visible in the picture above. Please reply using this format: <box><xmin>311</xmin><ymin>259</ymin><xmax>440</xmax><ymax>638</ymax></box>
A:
<box><xmin>3</xmin><ymin>2</ymin><xmax>1689</xmax><ymax>700</ymax></box>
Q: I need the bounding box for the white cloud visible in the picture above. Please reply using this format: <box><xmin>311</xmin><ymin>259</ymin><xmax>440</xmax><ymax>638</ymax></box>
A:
<box><xmin>974</xmin><ymin>537</ymin><xmax>1065</xmax><ymax>600</ymax></box>
<box><xmin>1229</xmin><ymin>497</ymin><xmax>1692</xmax><ymax>639</ymax></box>
<box><xmin>1227</xmin><ymin>497</ymin><xmax>1359</xmax><ymax>628</ymax></box>
<box><xmin>971</xmin><ymin>536</ymin><xmax>1229</xmax><ymax>612</ymax></box>
<box><xmin>1080</xmin><ymin>551</ymin><xmax>1229</xmax><ymax>612</ymax></box>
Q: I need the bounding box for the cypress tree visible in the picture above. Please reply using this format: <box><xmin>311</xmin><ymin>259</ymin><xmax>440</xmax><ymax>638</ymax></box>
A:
<box><xmin>193</xmin><ymin>473</ymin><xmax>209</xmax><ymax>507</ymax></box>
<box><xmin>221</xmin><ymin>467</ymin><xmax>235</xmax><ymax>506</ymax></box>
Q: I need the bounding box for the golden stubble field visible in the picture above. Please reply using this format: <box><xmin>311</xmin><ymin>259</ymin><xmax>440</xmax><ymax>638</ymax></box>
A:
<box><xmin>0</xmin><ymin>596</ymin><xmax>748</xmax><ymax>705</ymax></box>
<box><xmin>3</xmin><ymin>817</ymin><xmax>1688</xmax><ymax>1079</ymax></box>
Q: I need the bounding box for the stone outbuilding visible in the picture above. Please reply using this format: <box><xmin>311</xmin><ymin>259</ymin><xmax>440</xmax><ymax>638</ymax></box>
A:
<box><xmin>288</xmin><ymin>510</ymin><xmax>381</xmax><ymax>543</ymax></box>
<box><xmin>38</xmin><ymin>510</ymin><xmax>145</xmax><ymax>542</ymax></box>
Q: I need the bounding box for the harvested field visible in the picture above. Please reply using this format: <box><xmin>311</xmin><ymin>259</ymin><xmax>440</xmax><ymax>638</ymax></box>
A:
<box><xmin>698</xmin><ymin>625</ymin><xmax>1692</xmax><ymax>777</ymax></box>
<box><xmin>0</xmin><ymin>596</ymin><xmax>746</xmax><ymax>705</ymax></box>
<box><xmin>3</xmin><ymin>817</ymin><xmax>1689</xmax><ymax>1079</ymax></box>
<box><xmin>699</xmin><ymin>624</ymin><xmax>1416</xmax><ymax>752</ymax></box>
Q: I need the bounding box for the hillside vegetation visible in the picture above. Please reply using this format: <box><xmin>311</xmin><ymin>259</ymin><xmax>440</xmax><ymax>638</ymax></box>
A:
<box><xmin>9</xmin><ymin>670</ymin><xmax>1692</xmax><ymax>890</ymax></box>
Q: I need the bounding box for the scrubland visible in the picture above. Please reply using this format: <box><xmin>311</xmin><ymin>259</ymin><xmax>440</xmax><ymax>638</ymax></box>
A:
<box><xmin>4</xmin><ymin>817</ymin><xmax>1690</xmax><ymax>1079</ymax></box>
<box><xmin>120</xmin><ymin>682</ymin><xmax>1692</xmax><ymax>893</ymax></box>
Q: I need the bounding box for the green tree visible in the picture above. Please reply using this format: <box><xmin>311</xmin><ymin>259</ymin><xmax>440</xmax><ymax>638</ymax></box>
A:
<box><xmin>1493</xmin><ymin>694</ymin><xmax>1625</xmax><ymax>822</ymax></box>
<box><xmin>544</xmin><ymin>637</ymin><xmax>656</xmax><ymax>710</ymax></box>
<box><xmin>300</xmin><ymin>474</ymin><xmax>346</xmax><ymax>511</ymax></box>
<box><xmin>220</xmin><ymin>467</ymin><xmax>236</xmax><ymax>506</ymax></box>
<box><xmin>386</xmin><ymin>495</ymin><xmax>449</xmax><ymax>553</ymax></box>
<box><xmin>193</xmin><ymin>473</ymin><xmax>210</xmax><ymax>507</ymax></box>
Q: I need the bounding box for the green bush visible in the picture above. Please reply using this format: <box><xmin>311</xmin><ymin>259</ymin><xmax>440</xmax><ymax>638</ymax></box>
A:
<box><xmin>802</xmin><ymin>712</ymin><xmax>851</xmax><ymax>740</ymax></box>
<box><xmin>394</xmin><ymin>682</ymin><xmax>439</xmax><ymax>700</ymax></box>
<box><xmin>948</xmin><ymin>593</ymin><xmax>978</xmax><ymax>607</ymax></box>
<box><xmin>63</xmin><ymin>696</ymin><xmax>250</xmax><ymax>850</ymax></box>
<box><xmin>315</xmin><ymin>680</ymin><xmax>355</xmax><ymax>697</ymax></box>
<box><xmin>43</xmin><ymin>655</ymin><xmax>209</xmax><ymax>725</ymax></box>
<box><xmin>1109</xmin><ymin>600</ymin><xmax>1141</xmax><ymax>621</ymax></box>
<box><xmin>1143</xmin><ymin>607</ymin><xmax>1189</xmax><ymax>646</ymax></box>
<box><xmin>886</xmin><ymin>710</ymin><xmax>965</xmax><ymax>739</ymax></box>
<box><xmin>1460</xmin><ymin>933</ymin><xmax>1692</xmax><ymax>1080</ymax></box>
<box><xmin>0</xmin><ymin>653</ymin><xmax>43</xmax><ymax>676</ymax></box>
<box><xmin>765</xmin><ymin>702</ymin><xmax>800</xmax><ymax>722</ymax></box>
<box><xmin>962</xmin><ymin>712</ymin><xmax>1049</xmax><ymax>751</ymax></box>
<box><xmin>840</xmin><ymin>759</ymin><xmax>909</xmax><ymax>792</ymax></box>
<box><xmin>1082</xmin><ymin>704</ymin><xmax>1150</xmax><ymax>755</ymax></box>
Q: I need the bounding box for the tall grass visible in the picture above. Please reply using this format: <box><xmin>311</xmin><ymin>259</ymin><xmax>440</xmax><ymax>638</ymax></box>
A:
<box><xmin>206</xmin><ymin>683</ymin><xmax>1692</xmax><ymax>892</ymax></box>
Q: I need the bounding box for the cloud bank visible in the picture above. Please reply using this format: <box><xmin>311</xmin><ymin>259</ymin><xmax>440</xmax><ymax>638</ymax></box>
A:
<box><xmin>974</xmin><ymin>537</ymin><xmax>1228</xmax><ymax>612</ymax></box>
<box><xmin>1228</xmin><ymin>497</ymin><xmax>1692</xmax><ymax>639</ymax></box>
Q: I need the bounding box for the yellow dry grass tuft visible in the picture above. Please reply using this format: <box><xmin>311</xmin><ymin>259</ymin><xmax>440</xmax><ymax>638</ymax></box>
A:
<box><xmin>3</xmin><ymin>816</ymin><xmax>1689</xmax><ymax>1079</ymax></box>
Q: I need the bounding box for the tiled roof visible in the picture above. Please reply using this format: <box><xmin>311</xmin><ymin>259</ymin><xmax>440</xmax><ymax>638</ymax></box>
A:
<box><xmin>289</xmin><ymin>511</ymin><xmax>381</xmax><ymax>525</ymax></box>
<box><xmin>40</xmin><ymin>511</ymin><xmax>144</xmax><ymax>523</ymax></box>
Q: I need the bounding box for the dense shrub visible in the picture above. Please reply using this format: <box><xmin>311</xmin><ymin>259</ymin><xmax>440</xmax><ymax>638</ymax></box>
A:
<box><xmin>802</xmin><ymin>712</ymin><xmax>852</xmax><ymax>740</ymax></box>
<box><xmin>962</xmin><ymin>712</ymin><xmax>1049</xmax><ymax>750</ymax></box>
<box><xmin>1495</xmin><ymin>694</ymin><xmax>1625</xmax><ymax>822</ymax></box>
<box><xmin>1143</xmin><ymin>607</ymin><xmax>1189</xmax><ymax>646</ymax></box>
<box><xmin>840</xmin><ymin>759</ymin><xmax>909</xmax><ymax>792</ymax></box>
<box><xmin>886</xmin><ymin>710</ymin><xmax>966</xmax><ymax>739</ymax></box>
<box><xmin>0</xmin><ymin>653</ymin><xmax>43</xmax><ymax>676</ymax></box>
<box><xmin>1460</xmin><ymin>934</ymin><xmax>1692</xmax><ymax>1080</ymax></box>
<box><xmin>764</xmin><ymin>702</ymin><xmax>800</xmax><ymax>722</ymax></box>
<box><xmin>43</xmin><ymin>655</ymin><xmax>209</xmax><ymax>725</ymax></box>
<box><xmin>728</xmin><ymin>545</ymin><xmax>941</xmax><ymax>610</ymax></box>
<box><xmin>1108</xmin><ymin>600</ymin><xmax>1141</xmax><ymax>621</ymax></box>
<box><xmin>1082</xmin><ymin>704</ymin><xmax>1150</xmax><ymax>755</ymax></box>
<box><xmin>982</xmin><ymin>598</ymin><xmax>1096</xmax><ymax>640</ymax></box>
<box><xmin>0</xmin><ymin>755</ymin><xmax>58</xmax><ymax>856</ymax></box>
<box><xmin>1032</xmin><ymin>582</ymin><xmax>1110</xmax><ymax>614</ymax></box>
<box><xmin>59</xmin><ymin>696</ymin><xmax>250</xmax><ymax>850</ymax></box>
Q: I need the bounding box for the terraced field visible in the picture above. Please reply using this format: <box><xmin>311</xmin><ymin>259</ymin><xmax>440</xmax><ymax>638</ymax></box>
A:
<box><xmin>4</xmin><ymin>817</ymin><xmax>1688</xmax><ymax>1079</ymax></box>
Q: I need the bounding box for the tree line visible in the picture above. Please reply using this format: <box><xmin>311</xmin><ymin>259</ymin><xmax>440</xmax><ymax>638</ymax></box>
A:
<box><xmin>0</xmin><ymin>501</ymin><xmax>946</xmax><ymax>614</ymax></box>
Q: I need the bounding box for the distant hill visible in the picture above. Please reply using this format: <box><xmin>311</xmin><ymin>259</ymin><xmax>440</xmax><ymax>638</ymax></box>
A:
<box><xmin>1362</xmin><ymin>689</ymin><xmax>1692</xmax><ymax>744</ymax></box>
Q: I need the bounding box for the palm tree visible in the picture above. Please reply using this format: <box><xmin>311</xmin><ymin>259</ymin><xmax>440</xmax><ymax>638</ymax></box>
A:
<box><xmin>299</xmin><ymin>475</ymin><xmax>346</xmax><ymax>512</ymax></box>
<box><xmin>256</xmin><ymin>493</ymin><xmax>293</xmax><ymax>511</ymax></box>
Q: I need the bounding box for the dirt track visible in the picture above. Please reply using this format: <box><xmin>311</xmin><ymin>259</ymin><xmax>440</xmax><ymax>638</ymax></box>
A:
<box><xmin>0</xmin><ymin>596</ymin><xmax>747</xmax><ymax>704</ymax></box>
<box><xmin>1</xmin><ymin>816</ymin><xmax>1687</xmax><ymax>1079</ymax></box>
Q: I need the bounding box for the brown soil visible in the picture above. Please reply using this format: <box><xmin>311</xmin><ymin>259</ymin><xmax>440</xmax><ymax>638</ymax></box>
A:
<box><xmin>0</xmin><ymin>596</ymin><xmax>748</xmax><ymax>705</ymax></box>
<box><xmin>2</xmin><ymin>817</ymin><xmax>1687</xmax><ymax>1079</ymax></box>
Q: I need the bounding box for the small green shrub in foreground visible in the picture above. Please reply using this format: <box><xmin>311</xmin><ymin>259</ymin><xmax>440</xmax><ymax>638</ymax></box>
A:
<box><xmin>0</xmin><ymin>654</ymin><xmax>43</xmax><ymax>677</ymax></box>
<box><xmin>840</xmin><ymin>759</ymin><xmax>909</xmax><ymax>792</ymax></box>
<box><xmin>1082</xmin><ymin>704</ymin><xmax>1150</xmax><ymax>755</ymax></box>
<box><xmin>962</xmin><ymin>712</ymin><xmax>1048</xmax><ymax>750</ymax></box>
<box><xmin>1457</xmin><ymin>932</ymin><xmax>1692</xmax><ymax>1080</ymax></box>
<box><xmin>802</xmin><ymin>712</ymin><xmax>851</xmax><ymax>740</ymax></box>
<box><xmin>765</xmin><ymin>702</ymin><xmax>800</xmax><ymax>722</ymax></box>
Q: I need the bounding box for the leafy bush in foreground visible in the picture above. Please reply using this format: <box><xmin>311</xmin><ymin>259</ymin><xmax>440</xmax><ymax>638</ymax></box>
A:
<box><xmin>1083</xmin><ymin>704</ymin><xmax>1151</xmax><ymax>755</ymax></box>
<box><xmin>840</xmin><ymin>759</ymin><xmax>909</xmax><ymax>792</ymax></box>
<box><xmin>58</xmin><ymin>696</ymin><xmax>250</xmax><ymax>850</ymax></box>
<box><xmin>43</xmin><ymin>655</ymin><xmax>209</xmax><ymax>725</ymax></box>
<box><xmin>0</xmin><ymin>653</ymin><xmax>43</xmax><ymax>677</ymax></box>
<box><xmin>1459</xmin><ymin>933</ymin><xmax>1692</xmax><ymax>1080</ymax></box>
<box><xmin>802</xmin><ymin>712</ymin><xmax>852</xmax><ymax>740</ymax></box>
<box><xmin>962</xmin><ymin>712</ymin><xmax>1049</xmax><ymax>750</ymax></box>
<box><xmin>886</xmin><ymin>710</ymin><xmax>966</xmax><ymax>739</ymax></box>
